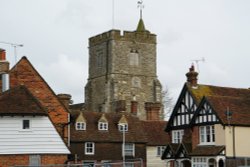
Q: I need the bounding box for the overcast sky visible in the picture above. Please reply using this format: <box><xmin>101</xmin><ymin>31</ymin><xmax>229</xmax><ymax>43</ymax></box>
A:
<box><xmin>1</xmin><ymin>0</ymin><xmax>250</xmax><ymax>104</ymax></box>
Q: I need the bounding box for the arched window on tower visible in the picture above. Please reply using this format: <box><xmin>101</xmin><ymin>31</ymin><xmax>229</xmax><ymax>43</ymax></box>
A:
<box><xmin>132</xmin><ymin>77</ymin><xmax>141</xmax><ymax>88</ymax></box>
<box><xmin>128</xmin><ymin>50</ymin><xmax>139</xmax><ymax>66</ymax></box>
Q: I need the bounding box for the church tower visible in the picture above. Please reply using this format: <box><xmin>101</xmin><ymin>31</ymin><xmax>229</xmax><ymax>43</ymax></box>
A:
<box><xmin>84</xmin><ymin>18</ymin><xmax>162</xmax><ymax>120</ymax></box>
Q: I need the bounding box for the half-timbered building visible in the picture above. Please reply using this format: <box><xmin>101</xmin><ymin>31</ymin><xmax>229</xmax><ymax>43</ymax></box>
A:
<box><xmin>162</xmin><ymin>65</ymin><xmax>250</xmax><ymax>167</ymax></box>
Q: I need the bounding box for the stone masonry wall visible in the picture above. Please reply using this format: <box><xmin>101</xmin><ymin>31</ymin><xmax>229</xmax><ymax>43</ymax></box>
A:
<box><xmin>85</xmin><ymin>30</ymin><xmax>162</xmax><ymax>120</ymax></box>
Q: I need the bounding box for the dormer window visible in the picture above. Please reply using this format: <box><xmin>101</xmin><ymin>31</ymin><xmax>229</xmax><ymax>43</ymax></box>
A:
<box><xmin>118</xmin><ymin>123</ymin><xmax>128</xmax><ymax>132</ymax></box>
<box><xmin>98</xmin><ymin>122</ymin><xmax>108</xmax><ymax>131</ymax></box>
<box><xmin>75</xmin><ymin>112</ymin><xmax>86</xmax><ymax>130</ymax></box>
<box><xmin>76</xmin><ymin>122</ymin><xmax>86</xmax><ymax>130</ymax></box>
<box><xmin>98</xmin><ymin>114</ymin><xmax>108</xmax><ymax>131</ymax></box>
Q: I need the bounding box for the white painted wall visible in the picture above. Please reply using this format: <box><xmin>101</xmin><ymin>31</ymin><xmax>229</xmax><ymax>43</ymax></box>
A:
<box><xmin>0</xmin><ymin>116</ymin><xmax>70</xmax><ymax>154</ymax></box>
<box><xmin>147</xmin><ymin>146</ymin><xmax>167</xmax><ymax>167</ymax></box>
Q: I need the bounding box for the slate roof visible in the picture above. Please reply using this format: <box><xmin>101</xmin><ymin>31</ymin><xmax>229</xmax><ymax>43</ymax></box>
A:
<box><xmin>70</xmin><ymin>111</ymin><xmax>148</xmax><ymax>143</ymax></box>
<box><xmin>189</xmin><ymin>145</ymin><xmax>225</xmax><ymax>156</ymax></box>
<box><xmin>0</xmin><ymin>85</ymin><xmax>47</xmax><ymax>116</ymax></box>
<box><xmin>142</xmin><ymin>121</ymin><xmax>170</xmax><ymax>146</ymax></box>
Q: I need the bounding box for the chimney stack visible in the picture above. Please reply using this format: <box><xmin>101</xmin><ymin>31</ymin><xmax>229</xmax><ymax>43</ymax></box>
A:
<box><xmin>131</xmin><ymin>101</ymin><xmax>138</xmax><ymax>115</ymax></box>
<box><xmin>186</xmin><ymin>64</ymin><xmax>198</xmax><ymax>87</ymax></box>
<box><xmin>0</xmin><ymin>49</ymin><xmax>10</xmax><ymax>92</ymax></box>
<box><xmin>57</xmin><ymin>94</ymin><xmax>72</xmax><ymax>109</ymax></box>
<box><xmin>145</xmin><ymin>102</ymin><xmax>161</xmax><ymax>121</ymax></box>
<box><xmin>115</xmin><ymin>100</ymin><xmax>126</xmax><ymax>112</ymax></box>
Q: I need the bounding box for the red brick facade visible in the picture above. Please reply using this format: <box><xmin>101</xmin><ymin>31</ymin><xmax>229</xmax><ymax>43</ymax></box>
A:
<box><xmin>0</xmin><ymin>154</ymin><xmax>67</xmax><ymax>167</ymax></box>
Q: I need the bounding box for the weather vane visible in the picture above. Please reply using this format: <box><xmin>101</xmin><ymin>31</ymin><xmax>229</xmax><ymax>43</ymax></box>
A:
<box><xmin>137</xmin><ymin>0</ymin><xmax>144</xmax><ymax>19</ymax></box>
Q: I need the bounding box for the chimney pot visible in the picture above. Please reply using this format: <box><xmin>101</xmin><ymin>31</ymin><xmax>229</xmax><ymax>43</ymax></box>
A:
<box><xmin>186</xmin><ymin>64</ymin><xmax>198</xmax><ymax>87</ymax></box>
<box><xmin>131</xmin><ymin>101</ymin><xmax>138</xmax><ymax>115</ymax></box>
<box><xmin>57</xmin><ymin>94</ymin><xmax>72</xmax><ymax>109</ymax></box>
<box><xmin>0</xmin><ymin>49</ymin><xmax>6</xmax><ymax>61</ymax></box>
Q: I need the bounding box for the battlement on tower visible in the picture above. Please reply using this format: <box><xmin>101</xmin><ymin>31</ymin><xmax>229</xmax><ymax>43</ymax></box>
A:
<box><xmin>89</xmin><ymin>29</ymin><xmax>156</xmax><ymax>46</ymax></box>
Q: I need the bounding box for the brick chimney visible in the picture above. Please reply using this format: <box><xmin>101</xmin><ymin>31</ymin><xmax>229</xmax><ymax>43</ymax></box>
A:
<box><xmin>57</xmin><ymin>94</ymin><xmax>72</xmax><ymax>109</ymax></box>
<box><xmin>145</xmin><ymin>102</ymin><xmax>161</xmax><ymax>121</ymax></box>
<box><xmin>0</xmin><ymin>49</ymin><xmax>10</xmax><ymax>92</ymax></box>
<box><xmin>185</xmin><ymin>64</ymin><xmax>198</xmax><ymax>87</ymax></box>
<box><xmin>131</xmin><ymin>101</ymin><xmax>138</xmax><ymax>115</ymax></box>
<box><xmin>115</xmin><ymin>100</ymin><xmax>126</xmax><ymax>112</ymax></box>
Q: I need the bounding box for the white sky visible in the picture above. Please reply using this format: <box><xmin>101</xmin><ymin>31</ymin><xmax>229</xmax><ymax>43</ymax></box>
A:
<box><xmin>1</xmin><ymin>0</ymin><xmax>250</xmax><ymax>104</ymax></box>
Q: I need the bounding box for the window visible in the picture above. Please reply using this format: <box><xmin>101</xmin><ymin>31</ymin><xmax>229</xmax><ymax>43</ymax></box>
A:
<box><xmin>119</xmin><ymin>124</ymin><xmax>128</xmax><ymax>132</ymax></box>
<box><xmin>98</xmin><ymin>122</ymin><xmax>108</xmax><ymax>131</ymax></box>
<box><xmin>200</xmin><ymin>125</ymin><xmax>215</xmax><ymax>145</ymax></box>
<box><xmin>76</xmin><ymin>122</ymin><xmax>86</xmax><ymax>130</ymax></box>
<box><xmin>96</xmin><ymin>52</ymin><xmax>103</xmax><ymax>68</ymax></box>
<box><xmin>156</xmin><ymin>146</ymin><xmax>166</xmax><ymax>156</ymax></box>
<box><xmin>124</xmin><ymin>143</ymin><xmax>134</xmax><ymax>156</ymax></box>
<box><xmin>85</xmin><ymin>142</ymin><xmax>95</xmax><ymax>155</ymax></box>
<box><xmin>172</xmin><ymin>130</ymin><xmax>184</xmax><ymax>143</ymax></box>
<box><xmin>128</xmin><ymin>52</ymin><xmax>139</xmax><ymax>66</ymax></box>
<box><xmin>131</xmin><ymin>77</ymin><xmax>141</xmax><ymax>88</ymax></box>
<box><xmin>83</xmin><ymin>161</ymin><xmax>95</xmax><ymax>167</ymax></box>
<box><xmin>193</xmin><ymin>157</ymin><xmax>207</xmax><ymax>167</ymax></box>
<box><xmin>23</xmin><ymin>120</ymin><xmax>30</xmax><ymax>130</ymax></box>
<box><xmin>29</xmin><ymin>155</ymin><xmax>40</xmax><ymax>166</ymax></box>
<box><xmin>125</xmin><ymin>162</ymin><xmax>134</xmax><ymax>167</ymax></box>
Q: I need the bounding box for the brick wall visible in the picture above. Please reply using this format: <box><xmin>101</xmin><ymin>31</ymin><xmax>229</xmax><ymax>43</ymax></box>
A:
<box><xmin>0</xmin><ymin>154</ymin><xmax>67</xmax><ymax>167</ymax></box>
<box><xmin>192</xmin><ymin>126</ymin><xmax>199</xmax><ymax>149</ymax></box>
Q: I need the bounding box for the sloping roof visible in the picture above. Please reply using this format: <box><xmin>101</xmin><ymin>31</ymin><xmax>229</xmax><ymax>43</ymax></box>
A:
<box><xmin>70</xmin><ymin>111</ymin><xmax>148</xmax><ymax>143</ymax></box>
<box><xmin>0</xmin><ymin>85</ymin><xmax>47</xmax><ymax>116</ymax></box>
<box><xmin>187</xmin><ymin>83</ymin><xmax>250</xmax><ymax>104</ymax></box>
<box><xmin>8</xmin><ymin>57</ymin><xmax>69</xmax><ymax>124</ymax></box>
<box><xmin>161</xmin><ymin>143</ymin><xmax>179</xmax><ymax>159</ymax></box>
<box><xmin>206</xmin><ymin>96</ymin><xmax>250</xmax><ymax>125</ymax></box>
<box><xmin>187</xmin><ymin>83</ymin><xmax>250</xmax><ymax>126</ymax></box>
<box><xmin>142</xmin><ymin>121</ymin><xmax>170</xmax><ymax>146</ymax></box>
<box><xmin>190</xmin><ymin>145</ymin><xmax>225</xmax><ymax>156</ymax></box>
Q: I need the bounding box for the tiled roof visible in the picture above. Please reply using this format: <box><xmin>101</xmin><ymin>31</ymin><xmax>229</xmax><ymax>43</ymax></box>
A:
<box><xmin>0</xmin><ymin>86</ymin><xmax>47</xmax><ymax>116</ymax></box>
<box><xmin>190</xmin><ymin>145</ymin><xmax>225</xmax><ymax>156</ymax></box>
<box><xmin>187</xmin><ymin>83</ymin><xmax>250</xmax><ymax>104</ymax></box>
<box><xmin>142</xmin><ymin>121</ymin><xmax>170</xmax><ymax>145</ymax></box>
<box><xmin>188</xmin><ymin>83</ymin><xmax>250</xmax><ymax>125</ymax></box>
<box><xmin>8</xmin><ymin>56</ymin><xmax>69</xmax><ymax>124</ymax></box>
<box><xmin>70</xmin><ymin>111</ymin><xmax>148</xmax><ymax>143</ymax></box>
<box><xmin>206</xmin><ymin>96</ymin><xmax>250</xmax><ymax>125</ymax></box>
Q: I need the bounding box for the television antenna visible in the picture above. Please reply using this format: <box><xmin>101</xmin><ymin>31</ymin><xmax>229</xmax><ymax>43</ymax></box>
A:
<box><xmin>0</xmin><ymin>41</ymin><xmax>24</xmax><ymax>63</ymax></box>
<box><xmin>191</xmin><ymin>57</ymin><xmax>205</xmax><ymax>73</ymax></box>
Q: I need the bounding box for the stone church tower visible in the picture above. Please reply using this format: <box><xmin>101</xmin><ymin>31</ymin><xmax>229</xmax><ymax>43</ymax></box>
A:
<box><xmin>85</xmin><ymin>19</ymin><xmax>163</xmax><ymax>120</ymax></box>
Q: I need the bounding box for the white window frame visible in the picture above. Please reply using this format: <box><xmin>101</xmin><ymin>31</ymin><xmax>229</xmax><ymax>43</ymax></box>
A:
<box><xmin>192</xmin><ymin>157</ymin><xmax>207</xmax><ymax>167</ymax></box>
<box><xmin>98</xmin><ymin>122</ymin><xmax>108</xmax><ymax>131</ymax></box>
<box><xmin>85</xmin><ymin>142</ymin><xmax>95</xmax><ymax>155</ymax></box>
<box><xmin>199</xmin><ymin>125</ymin><xmax>215</xmax><ymax>145</ymax></box>
<box><xmin>124</xmin><ymin>143</ymin><xmax>135</xmax><ymax>156</ymax></box>
<box><xmin>172</xmin><ymin>130</ymin><xmax>184</xmax><ymax>143</ymax></box>
<box><xmin>76</xmin><ymin>122</ymin><xmax>86</xmax><ymax>130</ymax></box>
<box><xmin>119</xmin><ymin>124</ymin><xmax>128</xmax><ymax>132</ymax></box>
<box><xmin>156</xmin><ymin>146</ymin><xmax>166</xmax><ymax>156</ymax></box>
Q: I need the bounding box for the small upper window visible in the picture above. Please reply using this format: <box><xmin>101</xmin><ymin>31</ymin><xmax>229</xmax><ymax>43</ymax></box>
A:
<box><xmin>124</xmin><ymin>143</ymin><xmax>135</xmax><ymax>156</ymax></box>
<box><xmin>128</xmin><ymin>50</ymin><xmax>139</xmax><ymax>66</ymax></box>
<box><xmin>119</xmin><ymin>124</ymin><xmax>128</xmax><ymax>132</ymax></box>
<box><xmin>199</xmin><ymin>125</ymin><xmax>215</xmax><ymax>145</ymax></box>
<box><xmin>85</xmin><ymin>142</ymin><xmax>95</xmax><ymax>155</ymax></box>
<box><xmin>98</xmin><ymin>122</ymin><xmax>108</xmax><ymax>131</ymax></box>
<box><xmin>156</xmin><ymin>146</ymin><xmax>166</xmax><ymax>156</ymax></box>
<box><xmin>76</xmin><ymin>122</ymin><xmax>86</xmax><ymax>130</ymax></box>
<box><xmin>172</xmin><ymin>130</ymin><xmax>184</xmax><ymax>143</ymax></box>
<box><xmin>23</xmin><ymin>120</ymin><xmax>30</xmax><ymax>130</ymax></box>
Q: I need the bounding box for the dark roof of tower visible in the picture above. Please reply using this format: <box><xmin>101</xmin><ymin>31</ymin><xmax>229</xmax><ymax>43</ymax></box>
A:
<box><xmin>136</xmin><ymin>18</ymin><xmax>146</xmax><ymax>32</ymax></box>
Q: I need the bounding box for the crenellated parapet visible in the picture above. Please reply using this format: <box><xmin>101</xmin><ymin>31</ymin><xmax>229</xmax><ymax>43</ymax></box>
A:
<box><xmin>89</xmin><ymin>29</ymin><xmax>156</xmax><ymax>46</ymax></box>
